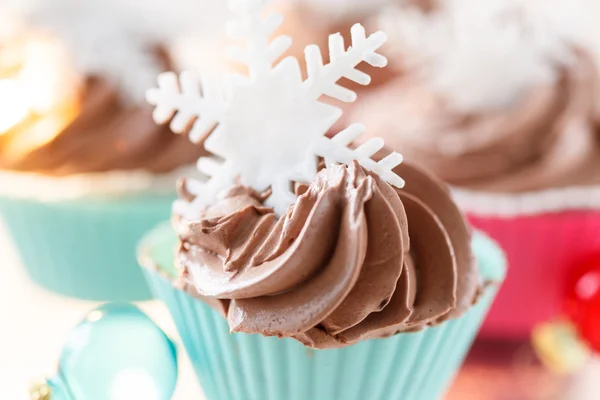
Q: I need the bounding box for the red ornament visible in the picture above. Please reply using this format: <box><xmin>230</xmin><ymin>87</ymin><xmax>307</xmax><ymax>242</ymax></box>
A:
<box><xmin>564</xmin><ymin>254</ymin><xmax>600</xmax><ymax>353</ymax></box>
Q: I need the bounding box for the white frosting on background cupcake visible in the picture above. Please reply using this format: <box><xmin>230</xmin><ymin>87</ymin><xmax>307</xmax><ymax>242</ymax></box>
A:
<box><xmin>380</xmin><ymin>0</ymin><xmax>599</xmax><ymax>112</ymax></box>
<box><xmin>292</xmin><ymin>0</ymin><xmax>397</xmax><ymax>21</ymax></box>
<box><xmin>6</xmin><ymin>0</ymin><xmax>231</xmax><ymax>104</ymax></box>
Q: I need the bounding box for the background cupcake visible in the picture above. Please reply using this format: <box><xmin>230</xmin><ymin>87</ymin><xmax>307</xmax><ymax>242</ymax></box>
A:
<box><xmin>0</xmin><ymin>0</ymin><xmax>210</xmax><ymax>301</ymax></box>
<box><xmin>350</xmin><ymin>0</ymin><xmax>600</xmax><ymax>338</ymax></box>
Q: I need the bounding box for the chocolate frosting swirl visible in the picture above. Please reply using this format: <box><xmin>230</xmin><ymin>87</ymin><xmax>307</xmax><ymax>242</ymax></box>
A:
<box><xmin>175</xmin><ymin>161</ymin><xmax>479</xmax><ymax>349</ymax></box>
<box><xmin>0</xmin><ymin>78</ymin><xmax>205</xmax><ymax>176</ymax></box>
<box><xmin>353</xmin><ymin>51</ymin><xmax>600</xmax><ymax>192</ymax></box>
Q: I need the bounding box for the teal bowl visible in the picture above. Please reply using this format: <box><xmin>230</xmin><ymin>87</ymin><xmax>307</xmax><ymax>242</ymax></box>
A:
<box><xmin>138</xmin><ymin>224</ymin><xmax>506</xmax><ymax>400</ymax></box>
<box><xmin>0</xmin><ymin>193</ymin><xmax>175</xmax><ymax>301</ymax></box>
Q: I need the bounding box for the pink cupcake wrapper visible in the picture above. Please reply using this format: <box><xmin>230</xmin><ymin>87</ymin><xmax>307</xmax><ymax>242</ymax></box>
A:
<box><xmin>453</xmin><ymin>186</ymin><xmax>600</xmax><ymax>339</ymax></box>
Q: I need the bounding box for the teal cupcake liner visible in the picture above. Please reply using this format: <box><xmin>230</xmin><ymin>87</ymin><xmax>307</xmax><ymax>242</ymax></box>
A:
<box><xmin>139</xmin><ymin>225</ymin><xmax>506</xmax><ymax>400</ymax></box>
<box><xmin>0</xmin><ymin>194</ymin><xmax>175</xmax><ymax>301</ymax></box>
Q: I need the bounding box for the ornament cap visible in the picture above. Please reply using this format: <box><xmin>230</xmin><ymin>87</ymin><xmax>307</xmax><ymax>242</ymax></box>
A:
<box><xmin>30</xmin><ymin>380</ymin><xmax>51</xmax><ymax>400</ymax></box>
<box><xmin>531</xmin><ymin>320</ymin><xmax>590</xmax><ymax>375</ymax></box>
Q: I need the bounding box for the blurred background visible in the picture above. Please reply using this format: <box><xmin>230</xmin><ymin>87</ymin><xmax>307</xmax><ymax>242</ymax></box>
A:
<box><xmin>1</xmin><ymin>0</ymin><xmax>600</xmax><ymax>399</ymax></box>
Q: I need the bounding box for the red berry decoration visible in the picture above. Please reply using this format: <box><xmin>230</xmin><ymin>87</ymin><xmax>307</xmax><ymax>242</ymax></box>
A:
<box><xmin>564</xmin><ymin>254</ymin><xmax>600</xmax><ymax>354</ymax></box>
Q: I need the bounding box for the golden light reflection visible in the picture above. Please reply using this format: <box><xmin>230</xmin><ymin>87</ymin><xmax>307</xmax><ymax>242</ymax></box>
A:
<box><xmin>1</xmin><ymin>97</ymin><xmax>79</xmax><ymax>160</ymax></box>
<box><xmin>0</xmin><ymin>78</ymin><xmax>28</xmax><ymax>132</ymax></box>
<box><xmin>0</xmin><ymin>32</ymin><xmax>81</xmax><ymax>160</ymax></box>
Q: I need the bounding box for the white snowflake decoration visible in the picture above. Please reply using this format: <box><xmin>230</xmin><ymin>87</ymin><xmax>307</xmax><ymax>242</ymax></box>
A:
<box><xmin>147</xmin><ymin>0</ymin><xmax>404</xmax><ymax>217</ymax></box>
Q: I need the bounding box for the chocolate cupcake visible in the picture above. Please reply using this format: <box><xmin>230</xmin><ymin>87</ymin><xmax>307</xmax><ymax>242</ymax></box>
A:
<box><xmin>140</xmin><ymin>164</ymin><xmax>505</xmax><ymax>400</ymax></box>
<box><xmin>137</xmin><ymin>2</ymin><xmax>506</xmax><ymax>399</ymax></box>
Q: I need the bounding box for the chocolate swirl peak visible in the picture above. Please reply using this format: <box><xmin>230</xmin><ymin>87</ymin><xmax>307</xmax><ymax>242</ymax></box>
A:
<box><xmin>175</xmin><ymin>161</ymin><xmax>479</xmax><ymax>349</ymax></box>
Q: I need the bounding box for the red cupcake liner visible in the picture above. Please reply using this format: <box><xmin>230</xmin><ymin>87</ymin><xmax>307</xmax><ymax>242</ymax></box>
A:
<box><xmin>454</xmin><ymin>187</ymin><xmax>600</xmax><ymax>339</ymax></box>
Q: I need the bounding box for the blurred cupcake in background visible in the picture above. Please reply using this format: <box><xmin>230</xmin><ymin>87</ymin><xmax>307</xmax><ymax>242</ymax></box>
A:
<box><xmin>0</xmin><ymin>0</ymin><xmax>207</xmax><ymax>301</ymax></box>
<box><xmin>351</xmin><ymin>0</ymin><xmax>600</xmax><ymax>338</ymax></box>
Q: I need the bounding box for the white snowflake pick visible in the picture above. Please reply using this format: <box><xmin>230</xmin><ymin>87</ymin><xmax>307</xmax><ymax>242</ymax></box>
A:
<box><xmin>146</xmin><ymin>0</ymin><xmax>404</xmax><ymax>218</ymax></box>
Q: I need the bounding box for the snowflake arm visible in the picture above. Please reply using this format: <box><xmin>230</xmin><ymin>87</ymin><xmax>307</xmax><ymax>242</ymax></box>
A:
<box><xmin>175</xmin><ymin>157</ymin><xmax>239</xmax><ymax>219</ymax></box>
<box><xmin>146</xmin><ymin>71</ymin><xmax>226</xmax><ymax>143</ymax></box>
<box><xmin>313</xmin><ymin>123</ymin><xmax>405</xmax><ymax>189</ymax></box>
<box><xmin>303</xmin><ymin>24</ymin><xmax>388</xmax><ymax>102</ymax></box>
<box><xmin>226</xmin><ymin>0</ymin><xmax>292</xmax><ymax>79</ymax></box>
<box><xmin>265</xmin><ymin>175</ymin><xmax>298</xmax><ymax>215</ymax></box>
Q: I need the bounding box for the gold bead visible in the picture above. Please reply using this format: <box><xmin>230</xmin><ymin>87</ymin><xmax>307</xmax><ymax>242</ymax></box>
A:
<box><xmin>29</xmin><ymin>381</ymin><xmax>51</xmax><ymax>400</ymax></box>
<box><xmin>531</xmin><ymin>320</ymin><xmax>590</xmax><ymax>375</ymax></box>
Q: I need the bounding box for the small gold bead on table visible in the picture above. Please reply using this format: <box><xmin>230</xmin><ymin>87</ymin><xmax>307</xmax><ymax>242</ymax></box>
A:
<box><xmin>30</xmin><ymin>381</ymin><xmax>51</xmax><ymax>400</ymax></box>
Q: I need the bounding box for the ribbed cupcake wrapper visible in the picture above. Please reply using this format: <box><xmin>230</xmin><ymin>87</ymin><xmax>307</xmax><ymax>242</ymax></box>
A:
<box><xmin>0</xmin><ymin>194</ymin><xmax>174</xmax><ymax>301</ymax></box>
<box><xmin>143</xmin><ymin>268</ymin><xmax>499</xmax><ymax>400</ymax></box>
